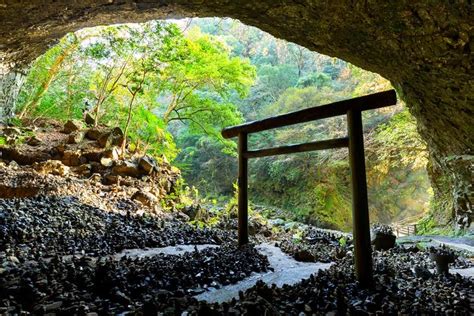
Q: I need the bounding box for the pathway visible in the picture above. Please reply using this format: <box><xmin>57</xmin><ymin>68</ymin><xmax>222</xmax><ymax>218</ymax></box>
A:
<box><xmin>194</xmin><ymin>243</ymin><xmax>333</xmax><ymax>303</ymax></box>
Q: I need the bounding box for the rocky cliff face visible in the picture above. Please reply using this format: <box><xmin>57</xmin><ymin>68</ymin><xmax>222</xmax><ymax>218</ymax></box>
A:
<box><xmin>0</xmin><ymin>0</ymin><xmax>472</xmax><ymax>229</ymax></box>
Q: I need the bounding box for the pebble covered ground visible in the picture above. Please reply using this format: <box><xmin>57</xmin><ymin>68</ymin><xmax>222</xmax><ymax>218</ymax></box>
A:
<box><xmin>1</xmin><ymin>195</ymin><xmax>473</xmax><ymax>314</ymax></box>
<box><xmin>1</xmin><ymin>122</ymin><xmax>473</xmax><ymax>315</ymax></box>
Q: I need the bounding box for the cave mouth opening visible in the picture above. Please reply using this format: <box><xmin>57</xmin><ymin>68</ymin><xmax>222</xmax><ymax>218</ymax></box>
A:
<box><xmin>6</xmin><ymin>17</ymin><xmax>433</xmax><ymax>232</ymax></box>
<box><xmin>1</xmin><ymin>2</ymin><xmax>472</xmax><ymax>233</ymax></box>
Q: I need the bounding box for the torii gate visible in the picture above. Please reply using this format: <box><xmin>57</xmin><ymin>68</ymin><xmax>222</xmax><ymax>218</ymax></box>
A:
<box><xmin>221</xmin><ymin>90</ymin><xmax>397</xmax><ymax>287</ymax></box>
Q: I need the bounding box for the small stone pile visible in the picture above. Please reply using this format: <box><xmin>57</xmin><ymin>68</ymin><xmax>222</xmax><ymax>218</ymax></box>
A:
<box><xmin>0</xmin><ymin>245</ymin><xmax>270</xmax><ymax>315</ymax></box>
<box><xmin>279</xmin><ymin>228</ymin><xmax>351</xmax><ymax>262</ymax></box>
<box><xmin>0</xmin><ymin>195</ymin><xmax>234</xmax><ymax>257</ymax></box>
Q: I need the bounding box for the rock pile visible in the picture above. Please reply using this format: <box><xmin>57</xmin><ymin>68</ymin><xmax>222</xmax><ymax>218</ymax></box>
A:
<box><xmin>0</xmin><ymin>120</ymin><xmax>181</xmax><ymax>213</ymax></box>
<box><xmin>279</xmin><ymin>228</ymin><xmax>351</xmax><ymax>262</ymax></box>
<box><xmin>0</xmin><ymin>245</ymin><xmax>269</xmax><ymax>314</ymax></box>
<box><xmin>0</xmin><ymin>195</ymin><xmax>234</xmax><ymax>257</ymax></box>
<box><xmin>208</xmin><ymin>258</ymin><xmax>474</xmax><ymax>315</ymax></box>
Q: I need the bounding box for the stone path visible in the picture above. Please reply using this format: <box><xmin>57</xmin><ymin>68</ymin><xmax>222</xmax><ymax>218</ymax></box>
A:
<box><xmin>451</xmin><ymin>267</ymin><xmax>474</xmax><ymax>278</ymax></box>
<box><xmin>115</xmin><ymin>244</ymin><xmax>220</xmax><ymax>259</ymax></box>
<box><xmin>399</xmin><ymin>235</ymin><xmax>474</xmax><ymax>254</ymax></box>
<box><xmin>195</xmin><ymin>243</ymin><xmax>333</xmax><ymax>303</ymax></box>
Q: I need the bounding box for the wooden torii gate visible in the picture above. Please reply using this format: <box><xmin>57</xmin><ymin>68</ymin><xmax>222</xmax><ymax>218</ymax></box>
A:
<box><xmin>221</xmin><ymin>90</ymin><xmax>397</xmax><ymax>287</ymax></box>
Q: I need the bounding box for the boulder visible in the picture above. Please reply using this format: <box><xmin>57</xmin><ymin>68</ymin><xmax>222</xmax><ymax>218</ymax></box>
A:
<box><xmin>62</xmin><ymin>150</ymin><xmax>83</xmax><ymax>166</ymax></box>
<box><xmin>103</xmin><ymin>174</ymin><xmax>120</xmax><ymax>185</ymax></box>
<box><xmin>97</xmin><ymin>132</ymin><xmax>111</xmax><ymax>148</ymax></box>
<box><xmin>67</xmin><ymin>131</ymin><xmax>85</xmax><ymax>144</ymax></box>
<box><xmin>0</xmin><ymin>147</ymin><xmax>51</xmax><ymax>165</ymax></box>
<box><xmin>100</xmin><ymin>157</ymin><xmax>114</xmax><ymax>167</ymax></box>
<box><xmin>73</xmin><ymin>164</ymin><xmax>91</xmax><ymax>177</ymax></box>
<box><xmin>102</xmin><ymin>147</ymin><xmax>120</xmax><ymax>160</ymax></box>
<box><xmin>26</xmin><ymin>136</ymin><xmax>41</xmax><ymax>146</ymax></box>
<box><xmin>109</xmin><ymin>127</ymin><xmax>124</xmax><ymax>146</ymax></box>
<box><xmin>33</xmin><ymin>160</ymin><xmax>69</xmax><ymax>176</ymax></box>
<box><xmin>131</xmin><ymin>190</ymin><xmax>157</xmax><ymax>207</ymax></box>
<box><xmin>84</xmin><ymin>112</ymin><xmax>95</xmax><ymax>125</ymax></box>
<box><xmin>138</xmin><ymin>155</ymin><xmax>158</xmax><ymax>174</ymax></box>
<box><xmin>294</xmin><ymin>250</ymin><xmax>315</xmax><ymax>262</ymax></box>
<box><xmin>85</xmin><ymin>128</ymin><xmax>102</xmax><ymax>141</ymax></box>
<box><xmin>90</xmin><ymin>161</ymin><xmax>108</xmax><ymax>174</ymax></box>
<box><xmin>8</xmin><ymin>160</ymin><xmax>19</xmax><ymax>169</ymax></box>
<box><xmin>50</xmin><ymin>144</ymin><xmax>65</xmax><ymax>158</ymax></box>
<box><xmin>62</xmin><ymin>120</ymin><xmax>82</xmax><ymax>134</ymax></box>
<box><xmin>0</xmin><ymin>185</ymin><xmax>41</xmax><ymax>198</ymax></box>
<box><xmin>82</xmin><ymin>150</ymin><xmax>102</xmax><ymax>162</ymax></box>
<box><xmin>111</xmin><ymin>161</ymin><xmax>140</xmax><ymax>178</ymax></box>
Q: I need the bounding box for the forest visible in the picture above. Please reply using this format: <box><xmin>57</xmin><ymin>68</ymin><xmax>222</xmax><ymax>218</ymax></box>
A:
<box><xmin>10</xmin><ymin>18</ymin><xmax>432</xmax><ymax>232</ymax></box>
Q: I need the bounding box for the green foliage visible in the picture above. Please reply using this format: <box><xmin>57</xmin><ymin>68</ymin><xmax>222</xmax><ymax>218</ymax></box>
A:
<box><xmin>17</xmin><ymin>20</ymin><xmax>255</xmax><ymax>161</ymax></box>
<box><xmin>178</xmin><ymin>18</ymin><xmax>432</xmax><ymax>231</ymax></box>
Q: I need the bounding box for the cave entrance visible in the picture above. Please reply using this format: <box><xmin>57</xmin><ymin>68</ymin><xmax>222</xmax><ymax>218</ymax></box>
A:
<box><xmin>223</xmin><ymin>90</ymin><xmax>397</xmax><ymax>287</ymax></box>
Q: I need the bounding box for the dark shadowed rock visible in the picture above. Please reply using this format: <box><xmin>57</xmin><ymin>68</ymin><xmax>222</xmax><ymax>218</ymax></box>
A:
<box><xmin>82</xmin><ymin>150</ymin><xmax>102</xmax><ymax>162</ymax></box>
<box><xmin>97</xmin><ymin>132</ymin><xmax>111</xmax><ymax>148</ymax></box>
<box><xmin>0</xmin><ymin>147</ymin><xmax>51</xmax><ymax>165</ymax></box>
<box><xmin>62</xmin><ymin>150</ymin><xmax>84</xmax><ymax>166</ymax></box>
<box><xmin>62</xmin><ymin>120</ymin><xmax>82</xmax><ymax>134</ymax></box>
<box><xmin>0</xmin><ymin>184</ymin><xmax>41</xmax><ymax>198</ymax></box>
<box><xmin>85</xmin><ymin>128</ymin><xmax>102</xmax><ymax>141</ymax></box>
<box><xmin>103</xmin><ymin>173</ymin><xmax>120</xmax><ymax>185</ymax></box>
<box><xmin>26</xmin><ymin>136</ymin><xmax>42</xmax><ymax>146</ymax></box>
<box><xmin>138</xmin><ymin>155</ymin><xmax>157</xmax><ymax>174</ymax></box>
<box><xmin>84</xmin><ymin>113</ymin><xmax>95</xmax><ymax>125</ymax></box>
<box><xmin>112</xmin><ymin>161</ymin><xmax>140</xmax><ymax>178</ymax></box>
<box><xmin>67</xmin><ymin>131</ymin><xmax>85</xmax><ymax>144</ymax></box>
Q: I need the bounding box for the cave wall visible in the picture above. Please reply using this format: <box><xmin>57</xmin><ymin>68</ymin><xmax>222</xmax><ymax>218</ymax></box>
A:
<box><xmin>0</xmin><ymin>0</ymin><xmax>473</xmax><ymax>229</ymax></box>
<box><xmin>0</xmin><ymin>71</ymin><xmax>24</xmax><ymax>122</ymax></box>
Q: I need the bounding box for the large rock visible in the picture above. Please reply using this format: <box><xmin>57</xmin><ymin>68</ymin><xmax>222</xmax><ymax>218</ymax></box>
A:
<box><xmin>67</xmin><ymin>131</ymin><xmax>85</xmax><ymax>144</ymax></box>
<box><xmin>102</xmin><ymin>147</ymin><xmax>120</xmax><ymax>160</ymax></box>
<box><xmin>0</xmin><ymin>147</ymin><xmax>51</xmax><ymax>165</ymax></box>
<box><xmin>85</xmin><ymin>128</ymin><xmax>102</xmax><ymax>141</ymax></box>
<box><xmin>0</xmin><ymin>185</ymin><xmax>40</xmax><ymax>199</ymax></box>
<box><xmin>61</xmin><ymin>150</ymin><xmax>84</xmax><ymax>166</ymax></box>
<box><xmin>111</xmin><ymin>161</ymin><xmax>140</xmax><ymax>178</ymax></box>
<box><xmin>131</xmin><ymin>190</ymin><xmax>158</xmax><ymax>207</ymax></box>
<box><xmin>73</xmin><ymin>163</ymin><xmax>91</xmax><ymax>177</ymax></box>
<box><xmin>138</xmin><ymin>155</ymin><xmax>158</xmax><ymax>174</ymax></box>
<box><xmin>62</xmin><ymin>120</ymin><xmax>82</xmax><ymax>134</ymax></box>
<box><xmin>82</xmin><ymin>150</ymin><xmax>102</xmax><ymax>162</ymax></box>
<box><xmin>84</xmin><ymin>112</ymin><xmax>95</xmax><ymax>125</ymax></box>
<box><xmin>95</xmin><ymin>127</ymin><xmax>124</xmax><ymax>148</ymax></box>
<box><xmin>33</xmin><ymin>160</ymin><xmax>69</xmax><ymax>176</ymax></box>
